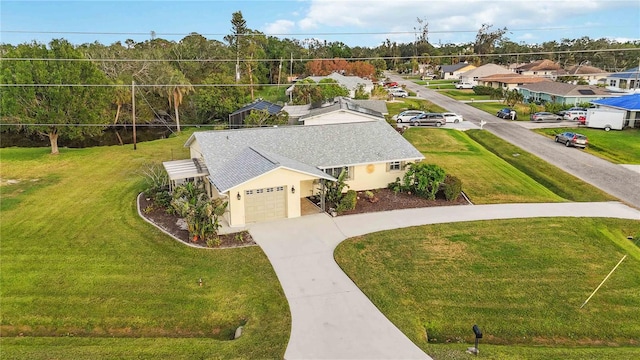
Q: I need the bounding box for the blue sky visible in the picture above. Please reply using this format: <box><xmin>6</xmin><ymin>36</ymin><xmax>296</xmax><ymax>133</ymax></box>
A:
<box><xmin>1</xmin><ymin>0</ymin><xmax>639</xmax><ymax>48</ymax></box>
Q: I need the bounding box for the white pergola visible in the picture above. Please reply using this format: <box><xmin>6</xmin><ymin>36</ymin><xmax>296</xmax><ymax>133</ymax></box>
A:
<box><xmin>162</xmin><ymin>158</ymin><xmax>209</xmax><ymax>191</ymax></box>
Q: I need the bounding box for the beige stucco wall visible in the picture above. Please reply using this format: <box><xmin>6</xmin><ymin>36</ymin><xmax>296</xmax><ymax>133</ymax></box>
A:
<box><xmin>344</xmin><ymin>162</ymin><xmax>414</xmax><ymax>192</ymax></box>
<box><xmin>225</xmin><ymin>168</ymin><xmax>319</xmax><ymax>227</ymax></box>
<box><xmin>189</xmin><ymin>139</ymin><xmax>204</xmax><ymax>159</ymax></box>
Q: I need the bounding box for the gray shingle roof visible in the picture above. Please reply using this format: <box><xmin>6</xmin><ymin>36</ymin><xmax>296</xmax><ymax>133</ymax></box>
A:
<box><xmin>187</xmin><ymin>121</ymin><xmax>424</xmax><ymax>192</ymax></box>
<box><xmin>518</xmin><ymin>82</ymin><xmax>613</xmax><ymax>97</ymax></box>
<box><xmin>306</xmin><ymin>73</ymin><xmax>372</xmax><ymax>91</ymax></box>
<box><xmin>299</xmin><ymin>97</ymin><xmax>383</xmax><ymax>121</ymax></box>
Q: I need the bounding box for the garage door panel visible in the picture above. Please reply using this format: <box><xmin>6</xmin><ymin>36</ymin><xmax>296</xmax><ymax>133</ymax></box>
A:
<box><xmin>244</xmin><ymin>186</ymin><xmax>287</xmax><ymax>223</ymax></box>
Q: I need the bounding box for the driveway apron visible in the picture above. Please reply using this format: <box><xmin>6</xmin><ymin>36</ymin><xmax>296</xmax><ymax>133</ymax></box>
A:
<box><xmin>248</xmin><ymin>202</ymin><xmax>640</xmax><ymax>360</ymax></box>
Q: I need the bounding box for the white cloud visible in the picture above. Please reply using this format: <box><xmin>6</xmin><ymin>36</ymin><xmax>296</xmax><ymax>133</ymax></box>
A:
<box><xmin>263</xmin><ymin>19</ymin><xmax>296</xmax><ymax>35</ymax></box>
<box><xmin>290</xmin><ymin>0</ymin><xmax>638</xmax><ymax>46</ymax></box>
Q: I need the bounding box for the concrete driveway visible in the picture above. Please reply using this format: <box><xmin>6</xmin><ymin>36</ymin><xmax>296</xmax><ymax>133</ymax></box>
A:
<box><xmin>248</xmin><ymin>202</ymin><xmax>640</xmax><ymax>360</ymax></box>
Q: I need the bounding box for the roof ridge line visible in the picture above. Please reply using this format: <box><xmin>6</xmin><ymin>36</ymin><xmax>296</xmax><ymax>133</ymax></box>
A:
<box><xmin>248</xmin><ymin>146</ymin><xmax>280</xmax><ymax>165</ymax></box>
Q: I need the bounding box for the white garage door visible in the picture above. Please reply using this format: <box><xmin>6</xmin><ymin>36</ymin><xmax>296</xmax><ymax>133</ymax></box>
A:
<box><xmin>244</xmin><ymin>186</ymin><xmax>287</xmax><ymax>223</ymax></box>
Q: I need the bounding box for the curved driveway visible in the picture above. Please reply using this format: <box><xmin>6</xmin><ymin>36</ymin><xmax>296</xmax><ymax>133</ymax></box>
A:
<box><xmin>388</xmin><ymin>74</ymin><xmax>640</xmax><ymax>209</ymax></box>
<box><xmin>248</xmin><ymin>202</ymin><xmax>640</xmax><ymax>360</ymax></box>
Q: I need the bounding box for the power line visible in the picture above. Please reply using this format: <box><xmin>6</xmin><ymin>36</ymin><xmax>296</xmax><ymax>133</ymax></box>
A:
<box><xmin>2</xmin><ymin>47</ymin><xmax>638</xmax><ymax>63</ymax></box>
<box><xmin>1</xmin><ymin>70</ymin><xmax>635</xmax><ymax>87</ymax></box>
<box><xmin>1</xmin><ymin>25</ymin><xmax>634</xmax><ymax>38</ymax></box>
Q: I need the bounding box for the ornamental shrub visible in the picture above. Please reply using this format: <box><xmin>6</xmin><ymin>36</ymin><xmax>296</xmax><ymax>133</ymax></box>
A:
<box><xmin>337</xmin><ymin>190</ymin><xmax>358</xmax><ymax>213</ymax></box>
<box><xmin>442</xmin><ymin>174</ymin><xmax>463</xmax><ymax>202</ymax></box>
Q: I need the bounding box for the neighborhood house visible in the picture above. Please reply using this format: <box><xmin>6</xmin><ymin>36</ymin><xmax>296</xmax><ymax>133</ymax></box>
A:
<box><xmin>164</xmin><ymin>121</ymin><xmax>424</xmax><ymax>226</ymax></box>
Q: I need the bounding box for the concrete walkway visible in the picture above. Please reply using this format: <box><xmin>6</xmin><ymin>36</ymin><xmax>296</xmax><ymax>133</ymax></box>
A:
<box><xmin>247</xmin><ymin>202</ymin><xmax>640</xmax><ymax>360</ymax></box>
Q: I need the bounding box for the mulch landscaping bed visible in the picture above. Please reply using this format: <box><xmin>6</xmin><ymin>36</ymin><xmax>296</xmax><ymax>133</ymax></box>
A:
<box><xmin>138</xmin><ymin>194</ymin><xmax>255</xmax><ymax>249</ymax></box>
<box><xmin>337</xmin><ymin>188</ymin><xmax>469</xmax><ymax>216</ymax></box>
<box><xmin>138</xmin><ymin>188</ymin><xmax>469</xmax><ymax>248</ymax></box>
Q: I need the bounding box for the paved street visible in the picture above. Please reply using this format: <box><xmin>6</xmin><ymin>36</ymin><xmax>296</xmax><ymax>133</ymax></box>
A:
<box><xmin>389</xmin><ymin>74</ymin><xmax>640</xmax><ymax>209</ymax></box>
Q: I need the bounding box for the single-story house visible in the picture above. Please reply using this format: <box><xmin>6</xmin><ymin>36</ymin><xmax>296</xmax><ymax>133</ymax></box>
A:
<box><xmin>515</xmin><ymin>59</ymin><xmax>565</xmax><ymax>79</ymax></box>
<box><xmin>439</xmin><ymin>63</ymin><xmax>476</xmax><ymax>80</ymax></box>
<box><xmin>167</xmin><ymin>121</ymin><xmax>424</xmax><ymax>226</ymax></box>
<box><xmin>605</xmin><ymin>67</ymin><xmax>640</xmax><ymax>93</ymax></box>
<box><xmin>458</xmin><ymin>64</ymin><xmax>513</xmax><ymax>86</ymax></box>
<box><xmin>288</xmin><ymin>97</ymin><xmax>386</xmax><ymax>125</ymax></box>
<box><xmin>564</xmin><ymin>64</ymin><xmax>608</xmax><ymax>85</ymax></box>
<box><xmin>229</xmin><ymin>99</ymin><xmax>283</xmax><ymax>128</ymax></box>
<box><xmin>477</xmin><ymin>73</ymin><xmax>551</xmax><ymax>90</ymax></box>
<box><xmin>517</xmin><ymin>82</ymin><xmax>619</xmax><ymax>106</ymax></box>
<box><xmin>590</xmin><ymin>93</ymin><xmax>640</xmax><ymax>128</ymax></box>
<box><xmin>282</xmin><ymin>97</ymin><xmax>389</xmax><ymax>125</ymax></box>
<box><xmin>302</xmin><ymin>72</ymin><xmax>374</xmax><ymax>98</ymax></box>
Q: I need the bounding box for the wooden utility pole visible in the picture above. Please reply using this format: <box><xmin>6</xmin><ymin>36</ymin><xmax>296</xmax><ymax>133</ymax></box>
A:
<box><xmin>278</xmin><ymin>57</ymin><xmax>283</xmax><ymax>87</ymax></box>
<box><xmin>132</xmin><ymin>80</ymin><xmax>137</xmax><ymax>150</ymax></box>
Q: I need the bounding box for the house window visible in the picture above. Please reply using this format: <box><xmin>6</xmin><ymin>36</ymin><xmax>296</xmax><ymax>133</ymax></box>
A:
<box><xmin>388</xmin><ymin>161</ymin><xmax>402</xmax><ymax>171</ymax></box>
<box><xmin>324</xmin><ymin>166</ymin><xmax>352</xmax><ymax>180</ymax></box>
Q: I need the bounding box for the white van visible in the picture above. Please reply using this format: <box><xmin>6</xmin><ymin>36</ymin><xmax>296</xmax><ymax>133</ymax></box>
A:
<box><xmin>564</xmin><ymin>110</ymin><xmax>587</xmax><ymax>121</ymax></box>
<box><xmin>393</xmin><ymin>110</ymin><xmax>425</xmax><ymax>123</ymax></box>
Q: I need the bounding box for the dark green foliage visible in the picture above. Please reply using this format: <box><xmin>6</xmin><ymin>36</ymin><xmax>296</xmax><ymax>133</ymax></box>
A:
<box><xmin>388</xmin><ymin>177</ymin><xmax>403</xmax><ymax>194</ymax></box>
<box><xmin>243</xmin><ymin>108</ymin><xmax>289</xmax><ymax>127</ymax></box>
<box><xmin>388</xmin><ymin>163</ymin><xmax>447</xmax><ymax>200</ymax></box>
<box><xmin>337</xmin><ymin>190</ymin><xmax>358</xmax><ymax>213</ymax></box>
<box><xmin>442</xmin><ymin>174</ymin><xmax>462</xmax><ymax>201</ymax></box>
<box><xmin>170</xmin><ymin>182</ymin><xmax>228</xmax><ymax>241</ymax></box>
<box><xmin>324</xmin><ymin>168</ymin><xmax>349</xmax><ymax>209</ymax></box>
<box><xmin>402</xmin><ymin>163</ymin><xmax>446</xmax><ymax>200</ymax></box>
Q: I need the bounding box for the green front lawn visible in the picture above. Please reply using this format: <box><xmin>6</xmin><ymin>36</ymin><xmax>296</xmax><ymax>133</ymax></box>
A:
<box><xmin>437</xmin><ymin>89</ymin><xmax>492</xmax><ymax>101</ymax></box>
<box><xmin>335</xmin><ymin>218</ymin><xmax>640</xmax><ymax>358</ymax></box>
<box><xmin>466</xmin><ymin>130</ymin><xmax>615</xmax><ymax>202</ymax></box>
<box><xmin>534</xmin><ymin>127</ymin><xmax>640</xmax><ymax>164</ymax></box>
<box><xmin>0</xmin><ymin>133</ymin><xmax>290</xmax><ymax>359</ymax></box>
<box><xmin>404</xmin><ymin>128</ymin><xmax>614</xmax><ymax>203</ymax></box>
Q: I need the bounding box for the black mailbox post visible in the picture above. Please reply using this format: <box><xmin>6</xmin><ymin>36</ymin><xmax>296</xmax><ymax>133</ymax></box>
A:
<box><xmin>472</xmin><ymin>325</ymin><xmax>482</xmax><ymax>355</ymax></box>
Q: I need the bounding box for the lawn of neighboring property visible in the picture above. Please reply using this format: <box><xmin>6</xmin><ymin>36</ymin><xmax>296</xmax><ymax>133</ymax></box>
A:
<box><xmin>403</xmin><ymin>128</ymin><xmax>613</xmax><ymax>203</ymax></box>
<box><xmin>0</xmin><ymin>132</ymin><xmax>290</xmax><ymax>359</ymax></box>
<box><xmin>534</xmin><ymin>127</ymin><xmax>640</xmax><ymax>165</ymax></box>
<box><xmin>465</xmin><ymin>130</ymin><xmax>616</xmax><ymax>202</ymax></box>
<box><xmin>335</xmin><ymin>217</ymin><xmax>640</xmax><ymax>358</ymax></box>
<box><xmin>437</xmin><ymin>89</ymin><xmax>493</xmax><ymax>101</ymax></box>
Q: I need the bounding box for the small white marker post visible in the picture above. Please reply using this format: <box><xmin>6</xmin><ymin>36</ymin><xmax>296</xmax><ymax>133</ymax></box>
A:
<box><xmin>580</xmin><ymin>255</ymin><xmax>627</xmax><ymax>309</ymax></box>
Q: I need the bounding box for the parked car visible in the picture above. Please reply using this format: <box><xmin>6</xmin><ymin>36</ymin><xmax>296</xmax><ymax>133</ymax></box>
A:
<box><xmin>384</xmin><ymin>81</ymin><xmax>399</xmax><ymax>88</ymax></box>
<box><xmin>442</xmin><ymin>112</ymin><xmax>463</xmax><ymax>123</ymax></box>
<box><xmin>455</xmin><ymin>82</ymin><xmax>474</xmax><ymax>89</ymax></box>
<box><xmin>390</xmin><ymin>89</ymin><xmax>409</xmax><ymax>98</ymax></box>
<box><xmin>554</xmin><ymin>131</ymin><xmax>588</xmax><ymax>148</ymax></box>
<box><xmin>497</xmin><ymin>108</ymin><xmax>517</xmax><ymax>120</ymax></box>
<box><xmin>393</xmin><ymin>110</ymin><xmax>426</xmax><ymax>123</ymax></box>
<box><xmin>410</xmin><ymin>113</ymin><xmax>446</xmax><ymax>127</ymax></box>
<box><xmin>530</xmin><ymin>112</ymin><xmax>562</xmax><ymax>122</ymax></box>
<box><xmin>564</xmin><ymin>110</ymin><xmax>587</xmax><ymax>121</ymax></box>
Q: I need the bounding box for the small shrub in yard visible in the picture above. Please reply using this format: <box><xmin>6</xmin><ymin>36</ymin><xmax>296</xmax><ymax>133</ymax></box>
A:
<box><xmin>234</xmin><ymin>232</ymin><xmax>245</xmax><ymax>244</ymax></box>
<box><xmin>206</xmin><ymin>237</ymin><xmax>221</xmax><ymax>248</ymax></box>
<box><xmin>442</xmin><ymin>174</ymin><xmax>462</xmax><ymax>201</ymax></box>
<box><xmin>364</xmin><ymin>190</ymin><xmax>379</xmax><ymax>203</ymax></box>
<box><xmin>337</xmin><ymin>190</ymin><xmax>358</xmax><ymax>213</ymax></box>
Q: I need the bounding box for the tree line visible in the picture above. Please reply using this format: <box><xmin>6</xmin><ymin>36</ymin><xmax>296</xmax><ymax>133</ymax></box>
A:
<box><xmin>1</xmin><ymin>11</ymin><xmax>639</xmax><ymax>153</ymax></box>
